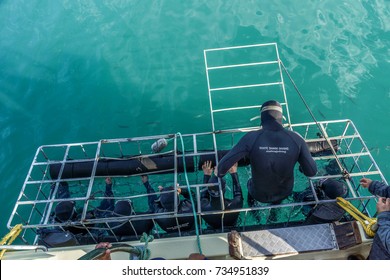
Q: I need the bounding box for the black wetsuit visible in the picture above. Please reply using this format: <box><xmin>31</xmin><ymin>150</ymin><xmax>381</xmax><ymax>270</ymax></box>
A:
<box><xmin>51</xmin><ymin>183</ymin><xmax>90</xmax><ymax>235</ymax></box>
<box><xmin>201</xmin><ymin>173</ymin><xmax>243</xmax><ymax>229</ymax></box>
<box><xmin>105</xmin><ymin>182</ymin><xmax>153</xmax><ymax>237</ymax></box>
<box><xmin>147</xmin><ymin>185</ymin><xmax>195</xmax><ymax>233</ymax></box>
<box><xmin>142</xmin><ymin>180</ymin><xmax>158</xmax><ymax>213</ymax></box>
<box><xmin>53</xmin><ymin>182</ymin><xmax>153</xmax><ymax>237</ymax></box>
<box><xmin>218</xmin><ymin>119</ymin><xmax>317</xmax><ymax>203</ymax></box>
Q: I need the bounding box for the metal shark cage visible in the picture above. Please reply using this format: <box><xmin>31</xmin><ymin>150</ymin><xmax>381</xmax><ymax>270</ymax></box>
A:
<box><xmin>7</xmin><ymin>43</ymin><xmax>387</xmax><ymax>254</ymax></box>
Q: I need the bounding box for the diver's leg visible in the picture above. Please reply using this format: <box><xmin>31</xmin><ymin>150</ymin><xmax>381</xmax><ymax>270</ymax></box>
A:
<box><xmin>96</xmin><ymin>178</ymin><xmax>115</xmax><ymax>217</ymax></box>
<box><xmin>267</xmin><ymin>200</ymin><xmax>283</xmax><ymax>223</ymax></box>
<box><xmin>247</xmin><ymin>178</ymin><xmax>263</xmax><ymax>224</ymax></box>
<box><xmin>246</xmin><ymin>179</ymin><xmax>255</xmax><ymax>207</ymax></box>
<box><xmin>228</xmin><ymin>172</ymin><xmax>243</xmax><ymax>208</ymax></box>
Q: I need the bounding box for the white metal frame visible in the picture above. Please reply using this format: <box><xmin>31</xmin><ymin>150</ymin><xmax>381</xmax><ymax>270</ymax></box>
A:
<box><xmin>7</xmin><ymin>44</ymin><xmax>387</xmax><ymax>247</ymax></box>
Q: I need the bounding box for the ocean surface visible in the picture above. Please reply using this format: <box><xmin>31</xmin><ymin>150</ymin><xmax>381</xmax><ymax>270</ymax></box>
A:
<box><xmin>0</xmin><ymin>0</ymin><xmax>389</xmax><ymax>238</ymax></box>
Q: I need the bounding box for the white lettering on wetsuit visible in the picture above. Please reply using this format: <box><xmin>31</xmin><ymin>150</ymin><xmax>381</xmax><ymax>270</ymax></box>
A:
<box><xmin>259</xmin><ymin>146</ymin><xmax>289</xmax><ymax>153</ymax></box>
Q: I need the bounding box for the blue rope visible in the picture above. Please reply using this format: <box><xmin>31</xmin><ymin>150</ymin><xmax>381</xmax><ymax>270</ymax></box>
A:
<box><xmin>176</xmin><ymin>132</ymin><xmax>203</xmax><ymax>255</ymax></box>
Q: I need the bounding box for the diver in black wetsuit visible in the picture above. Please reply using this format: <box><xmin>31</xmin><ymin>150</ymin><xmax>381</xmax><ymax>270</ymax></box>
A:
<box><xmin>51</xmin><ymin>181</ymin><xmax>90</xmax><ymax>235</ymax></box>
<box><xmin>155</xmin><ymin>185</ymin><xmax>195</xmax><ymax>233</ymax></box>
<box><xmin>53</xmin><ymin>178</ymin><xmax>115</xmax><ymax>224</ymax></box>
<box><xmin>295</xmin><ymin>178</ymin><xmax>348</xmax><ymax>224</ymax></box>
<box><xmin>200</xmin><ymin>161</ymin><xmax>243</xmax><ymax>229</ymax></box>
<box><xmin>53</xmin><ymin>177</ymin><xmax>153</xmax><ymax>237</ymax></box>
<box><xmin>141</xmin><ymin>175</ymin><xmax>195</xmax><ymax>233</ymax></box>
<box><xmin>217</xmin><ymin>100</ymin><xmax>317</xmax><ymax>206</ymax></box>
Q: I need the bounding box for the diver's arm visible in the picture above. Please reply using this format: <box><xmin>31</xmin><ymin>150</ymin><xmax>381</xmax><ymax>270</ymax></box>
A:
<box><xmin>230</xmin><ymin>172</ymin><xmax>243</xmax><ymax>199</ymax></box>
<box><xmin>203</xmin><ymin>175</ymin><xmax>211</xmax><ymax>184</ymax></box>
<box><xmin>297</xmin><ymin>138</ymin><xmax>317</xmax><ymax>177</ymax></box>
<box><xmin>99</xmin><ymin>178</ymin><xmax>114</xmax><ymax>211</ymax></box>
<box><xmin>208</xmin><ymin>177</ymin><xmax>225</xmax><ymax>210</ymax></box>
<box><xmin>141</xmin><ymin>176</ymin><xmax>158</xmax><ymax>212</ymax></box>
<box><xmin>217</xmin><ymin>136</ymin><xmax>251</xmax><ymax>177</ymax></box>
<box><xmin>369</xmin><ymin>181</ymin><xmax>390</xmax><ymax>198</ymax></box>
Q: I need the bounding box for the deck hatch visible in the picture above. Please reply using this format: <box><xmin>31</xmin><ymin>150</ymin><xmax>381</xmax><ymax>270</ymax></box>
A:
<box><xmin>237</xmin><ymin>224</ymin><xmax>338</xmax><ymax>258</ymax></box>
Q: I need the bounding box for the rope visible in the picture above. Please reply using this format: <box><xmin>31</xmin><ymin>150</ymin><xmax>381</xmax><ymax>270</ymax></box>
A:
<box><xmin>0</xmin><ymin>224</ymin><xmax>23</xmax><ymax>259</ymax></box>
<box><xmin>78</xmin><ymin>233</ymin><xmax>153</xmax><ymax>260</ymax></box>
<box><xmin>280</xmin><ymin>60</ymin><xmax>349</xmax><ymax>179</ymax></box>
<box><xmin>176</xmin><ymin>132</ymin><xmax>203</xmax><ymax>255</ymax></box>
<box><xmin>78</xmin><ymin>243</ymin><xmax>143</xmax><ymax>260</ymax></box>
<box><xmin>139</xmin><ymin>232</ymin><xmax>154</xmax><ymax>260</ymax></box>
<box><xmin>336</xmin><ymin>197</ymin><xmax>377</xmax><ymax>237</ymax></box>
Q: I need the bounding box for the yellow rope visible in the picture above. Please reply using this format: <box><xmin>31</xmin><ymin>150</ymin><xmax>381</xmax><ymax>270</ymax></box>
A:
<box><xmin>0</xmin><ymin>224</ymin><xmax>23</xmax><ymax>259</ymax></box>
<box><xmin>336</xmin><ymin>197</ymin><xmax>377</xmax><ymax>237</ymax></box>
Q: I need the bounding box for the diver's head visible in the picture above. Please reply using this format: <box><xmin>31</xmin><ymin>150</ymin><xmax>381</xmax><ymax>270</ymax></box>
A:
<box><xmin>321</xmin><ymin>179</ymin><xmax>348</xmax><ymax>199</ymax></box>
<box><xmin>55</xmin><ymin>201</ymin><xmax>76</xmax><ymax>222</ymax></box>
<box><xmin>114</xmin><ymin>200</ymin><xmax>134</xmax><ymax>215</ymax></box>
<box><xmin>158</xmin><ymin>186</ymin><xmax>180</xmax><ymax>211</ymax></box>
<box><xmin>260</xmin><ymin>100</ymin><xmax>283</xmax><ymax>124</ymax></box>
<box><xmin>208</xmin><ymin>176</ymin><xmax>226</xmax><ymax>197</ymax></box>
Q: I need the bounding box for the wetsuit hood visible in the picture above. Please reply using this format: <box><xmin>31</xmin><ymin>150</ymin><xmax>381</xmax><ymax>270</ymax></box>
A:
<box><xmin>55</xmin><ymin>201</ymin><xmax>75</xmax><ymax>222</ymax></box>
<box><xmin>208</xmin><ymin>176</ymin><xmax>226</xmax><ymax>197</ymax></box>
<box><xmin>260</xmin><ymin>100</ymin><xmax>283</xmax><ymax>126</ymax></box>
<box><xmin>158</xmin><ymin>186</ymin><xmax>179</xmax><ymax>211</ymax></box>
<box><xmin>114</xmin><ymin>200</ymin><xmax>133</xmax><ymax>215</ymax></box>
<box><xmin>321</xmin><ymin>179</ymin><xmax>348</xmax><ymax>199</ymax></box>
<box><xmin>261</xmin><ymin>119</ymin><xmax>284</xmax><ymax>130</ymax></box>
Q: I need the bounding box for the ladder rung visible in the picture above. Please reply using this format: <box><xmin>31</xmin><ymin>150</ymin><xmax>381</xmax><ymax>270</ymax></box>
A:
<box><xmin>210</xmin><ymin>82</ymin><xmax>283</xmax><ymax>92</ymax></box>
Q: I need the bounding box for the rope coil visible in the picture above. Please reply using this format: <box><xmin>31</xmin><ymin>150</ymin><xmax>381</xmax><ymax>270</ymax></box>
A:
<box><xmin>336</xmin><ymin>197</ymin><xmax>377</xmax><ymax>237</ymax></box>
<box><xmin>78</xmin><ymin>233</ymin><xmax>154</xmax><ymax>260</ymax></box>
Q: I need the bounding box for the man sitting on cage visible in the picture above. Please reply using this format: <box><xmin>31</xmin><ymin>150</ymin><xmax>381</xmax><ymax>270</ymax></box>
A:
<box><xmin>217</xmin><ymin>100</ymin><xmax>317</xmax><ymax>223</ymax></box>
<box><xmin>200</xmin><ymin>161</ymin><xmax>243</xmax><ymax>229</ymax></box>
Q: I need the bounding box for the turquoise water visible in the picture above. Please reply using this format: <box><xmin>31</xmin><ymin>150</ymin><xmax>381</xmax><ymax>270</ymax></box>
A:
<box><xmin>0</xmin><ymin>0</ymin><xmax>389</xmax><ymax>238</ymax></box>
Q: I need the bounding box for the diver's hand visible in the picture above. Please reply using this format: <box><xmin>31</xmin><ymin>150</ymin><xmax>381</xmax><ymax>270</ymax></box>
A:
<box><xmin>202</xmin><ymin>161</ymin><xmax>213</xmax><ymax>176</ymax></box>
<box><xmin>228</xmin><ymin>162</ymin><xmax>238</xmax><ymax>174</ymax></box>
<box><xmin>360</xmin><ymin>178</ymin><xmax>372</xmax><ymax>188</ymax></box>
<box><xmin>141</xmin><ymin>175</ymin><xmax>149</xmax><ymax>183</ymax></box>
